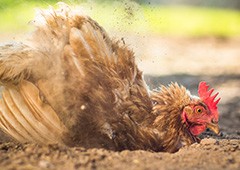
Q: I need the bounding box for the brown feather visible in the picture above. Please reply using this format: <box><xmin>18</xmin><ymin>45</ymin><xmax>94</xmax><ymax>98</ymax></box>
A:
<box><xmin>0</xmin><ymin>81</ymin><xmax>65</xmax><ymax>144</ymax></box>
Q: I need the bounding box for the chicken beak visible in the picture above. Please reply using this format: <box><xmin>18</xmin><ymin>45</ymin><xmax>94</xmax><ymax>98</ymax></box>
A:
<box><xmin>206</xmin><ymin>122</ymin><xmax>220</xmax><ymax>135</ymax></box>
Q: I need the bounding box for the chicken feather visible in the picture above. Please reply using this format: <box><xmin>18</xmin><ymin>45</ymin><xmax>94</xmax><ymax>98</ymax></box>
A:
<box><xmin>0</xmin><ymin>81</ymin><xmax>65</xmax><ymax>144</ymax></box>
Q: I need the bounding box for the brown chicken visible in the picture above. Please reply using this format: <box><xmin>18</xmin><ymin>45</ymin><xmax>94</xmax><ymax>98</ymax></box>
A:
<box><xmin>0</xmin><ymin>3</ymin><xmax>221</xmax><ymax>152</ymax></box>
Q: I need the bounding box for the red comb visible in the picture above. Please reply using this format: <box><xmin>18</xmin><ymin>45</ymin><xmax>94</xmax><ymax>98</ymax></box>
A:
<box><xmin>198</xmin><ymin>82</ymin><xmax>221</xmax><ymax>120</ymax></box>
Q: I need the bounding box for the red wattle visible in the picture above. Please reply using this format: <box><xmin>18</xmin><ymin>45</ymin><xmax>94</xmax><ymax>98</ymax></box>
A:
<box><xmin>189</xmin><ymin>124</ymin><xmax>206</xmax><ymax>136</ymax></box>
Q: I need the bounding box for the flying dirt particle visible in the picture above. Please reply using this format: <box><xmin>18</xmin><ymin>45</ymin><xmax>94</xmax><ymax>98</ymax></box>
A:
<box><xmin>81</xmin><ymin>105</ymin><xmax>86</xmax><ymax>110</ymax></box>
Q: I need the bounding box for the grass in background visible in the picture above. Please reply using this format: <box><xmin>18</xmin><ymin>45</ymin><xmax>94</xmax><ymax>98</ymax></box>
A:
<box><xmin>144</xmin><ymin>6</ymin><xmax>240</xmax><ymax>37</ymax></box>
<box><xmin>0</xmin><ymin>0</ymin><xmax>59</xmax><ymax>33</ymax></box>
<box><xmin>0</xmin><ymin>0</ymin><xmax>240</xmax><ymax>37</ymax></box>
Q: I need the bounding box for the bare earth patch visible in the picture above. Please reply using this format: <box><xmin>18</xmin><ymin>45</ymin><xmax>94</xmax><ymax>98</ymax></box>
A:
<box><xmin>0</xmin><ymin>36</ymin><xmax>239</xmax><ymax>170</ymax></box>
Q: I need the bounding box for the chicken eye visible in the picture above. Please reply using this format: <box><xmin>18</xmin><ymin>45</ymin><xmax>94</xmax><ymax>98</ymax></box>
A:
<box><xmin>195</xmin><ymin>108</ymin><xmax>203</xmax><ymax>113</ymax></box>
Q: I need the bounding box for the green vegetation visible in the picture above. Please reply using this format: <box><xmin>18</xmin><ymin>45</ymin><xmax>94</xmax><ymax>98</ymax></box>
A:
<box><xmin>143</xmin><ymin>6</ymin><xmax>240</xmax><ymax>37</ymax></box>
<box><xmin>0</xmin><ymin>0</ymin><xmax>240</xmax><ymax>37</ymax></box>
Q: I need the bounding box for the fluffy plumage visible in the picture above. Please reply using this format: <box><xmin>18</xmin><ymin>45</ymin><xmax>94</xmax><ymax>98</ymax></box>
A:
<box><xmin>0</xmin><ymin>3</ymin><xmax>220</xmax><ymax>152</ymax></box>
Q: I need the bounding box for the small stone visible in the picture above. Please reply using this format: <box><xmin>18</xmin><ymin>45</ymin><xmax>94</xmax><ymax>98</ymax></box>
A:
<box><xmin>120</xmin><ymin>150</ymin><xmax>129</xmax><ymax>157</ymax></box>
<box><xmin>38</xmin><ymin>160</ymin><xmax>53</xmax><ymax>169</ymax></box>
<box><xmin>78</xmin><ymin>156</ymin><xmax>89</xmax><ymax>164</ymax></box>
<box><xmin>200</xmin><ymin>138</ymin><xmax>217</xmax><ymax>145</ymax></box>
<box><xmin>133</xmin><ymin>159</ymin><xmax>140</xmax><ymax>164</ymax></box>
<box><xmin>190</xmin><ymin>142</ymin><xmax>200</xmax><ymax>148</ymax></box>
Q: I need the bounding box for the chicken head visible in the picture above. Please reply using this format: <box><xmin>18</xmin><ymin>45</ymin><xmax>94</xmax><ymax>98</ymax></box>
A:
<box><xmin>182</xmin><ymin>82</ymin><xmax>221</xmax><ymax>136</ymax></box>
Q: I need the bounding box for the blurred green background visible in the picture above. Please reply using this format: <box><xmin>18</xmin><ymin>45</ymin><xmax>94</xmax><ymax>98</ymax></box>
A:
<box><xmin>0</xmin><ymin>0</ymin><xmax>240</xmax><ymax>37</ymax></box>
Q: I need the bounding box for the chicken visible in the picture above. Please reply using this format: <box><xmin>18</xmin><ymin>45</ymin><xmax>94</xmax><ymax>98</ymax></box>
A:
<box><xmin>0</xmin><ymin>3</ymin><xmax>221</xmax><ymax>152</ymax></box>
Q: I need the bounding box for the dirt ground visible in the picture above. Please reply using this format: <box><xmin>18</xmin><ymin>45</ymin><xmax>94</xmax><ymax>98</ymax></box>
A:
<box><xmin>0</xmin><ymin>36</ymin><xmax>239</xmax><ymax>170</ymax></box>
